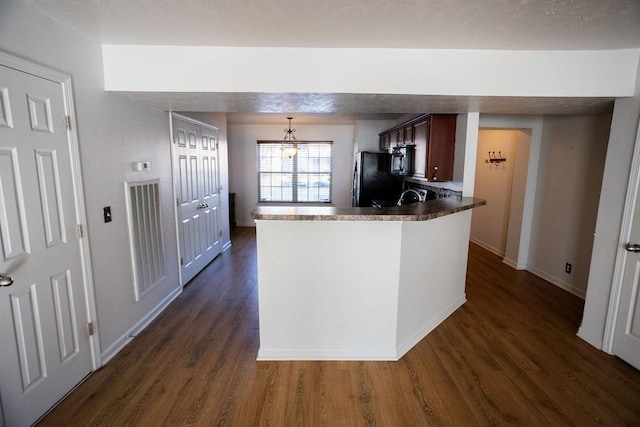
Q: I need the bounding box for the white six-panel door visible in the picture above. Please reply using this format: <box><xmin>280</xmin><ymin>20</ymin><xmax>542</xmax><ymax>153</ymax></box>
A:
<box><xmin>200</xmin><ymin>130</ymin><xmax>222</xmax><ymax>267</ymax></box>
<box><xmin>0</xmin><ymin>62</ymin><xmax>94</xmax><ymax>426</ymax></box>
<box><xmin>172</xmin><ymin>115</ymin><xmax>221</xmax><ymax>286</ymax></box>
<box><xmin>611</xmin><ymin>121</ymin><xmax>640</xmax><ymax>371</ymax></box>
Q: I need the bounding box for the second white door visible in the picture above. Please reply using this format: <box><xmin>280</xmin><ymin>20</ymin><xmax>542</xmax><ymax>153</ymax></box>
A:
<box><xmin>172</xmin><ymin>115</ymin><xmax>222</xmax><ymax>285</ymax></box>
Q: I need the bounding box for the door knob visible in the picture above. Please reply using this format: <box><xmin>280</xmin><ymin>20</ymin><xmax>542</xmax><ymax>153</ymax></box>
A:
<box><xmin>625</xmin><ymin>243</ymin><xmax>640</xmax><ymax>253</ymax></box>
<box><xmin>0</xmin><ymin>274</ymin><xmax>14</xmax><ymax>287</ymax></box>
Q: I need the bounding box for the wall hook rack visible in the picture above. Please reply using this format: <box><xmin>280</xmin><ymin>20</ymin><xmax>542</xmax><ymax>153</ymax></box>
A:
<box><xmin>487</xmin><ymin>151</ymin><xmax>507</xmax><ymax>163</ymax></box>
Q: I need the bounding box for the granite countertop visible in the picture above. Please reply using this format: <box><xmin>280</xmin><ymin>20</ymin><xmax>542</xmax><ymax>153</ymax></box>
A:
<box><xmin>251</xmin><ymin>197</ymin><xmax>486</xmax><ymax>222</ymax></box>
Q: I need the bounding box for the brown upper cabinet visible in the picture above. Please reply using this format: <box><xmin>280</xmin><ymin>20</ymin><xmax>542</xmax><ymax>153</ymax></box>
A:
<box><xmin>402</xmin><ymin>124</ymin><xmax>413</xmax><ymax>146</ymax></box>
<box><xmin>379</xmin><ymin>114</ymin><xmax>457</xmax><ymax>181</ymax></box>
<box><xmin>380</xmin><ymin>132</ymin><xmax>391</xmax><ymax>151</ymax></box>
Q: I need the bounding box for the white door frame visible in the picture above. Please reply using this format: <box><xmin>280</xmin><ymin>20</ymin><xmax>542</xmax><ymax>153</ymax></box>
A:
<box><xmin>168</xmin><ymin>112</ymin><xmax>182</xmax><ymax>285</ymax></box>
<box><xmin>169</xmin><ymin>112</ymin><xmax>221</xmax><ymax>286</ymax></box>
<box><xmin>0</xmin><ymin>51</ymin><xmax>101</xmax><ymax>369</ymax></box>
<box><xmin>477</xmin><ymin>115</ymin><xmax>544</xmax><ymax>269</ymax></box>
<box><xmin>602</xmin><ymin>116</ymin><xmax>640</xmax><ymax>353</ymax></box>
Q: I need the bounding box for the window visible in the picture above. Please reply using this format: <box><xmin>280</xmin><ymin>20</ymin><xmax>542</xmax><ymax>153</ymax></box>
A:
<box><xmin>257</xmin><ymin>141</ymin><xmax>332</xmax><ymax>203</ymax></box>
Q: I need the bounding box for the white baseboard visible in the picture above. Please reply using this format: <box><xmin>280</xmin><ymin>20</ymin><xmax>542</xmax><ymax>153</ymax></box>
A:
<box><xmin>237</xmin><ymin>222</ymin><xmax>257</xmax><ymax>227</ymax></box>
<box><xmin>100</xmin><ymin>286</ymin><xmax>182</xmax><ymax>364</ymax></box>
<box><xmin>395</xmin><ymin>295</ymin><xmax>467</xmax><ymax>360</ymax></box>
<box><xmin>527</xmin><ymin>267</ymin><xmax>586</xmax><ymax>299</ymax></box>
<box><xmin>257</xmin><ymin>348</ymin><xmax>397</xmax><ymax>361</ymax></box>
<box><xmin>257</xmin><ymin>295</ymin><xmax>467</xmax><ymax>361</ymax></box>
<box><xmin>577</xmin><ymin>327</ymin><xmax>603</xmax><ymax>350</ymax></box>
<box><xmin>502</xmin><ymin>257</ymin><xmax>518</xmax><ymax>269</ymax></box>
<box><xmin>470</xmin><ymin>240</ymin><xmax>527</xmax><ymax>270</ymax></box>
<box><xmin>469</xmin><ymin>238</ymin><xmax>505</xmax><ymax>258</ymax></box>
<box><xmin>502</xmin><ymin>257</ymin><xmax>527</xmax><ymax>270</ymax></box>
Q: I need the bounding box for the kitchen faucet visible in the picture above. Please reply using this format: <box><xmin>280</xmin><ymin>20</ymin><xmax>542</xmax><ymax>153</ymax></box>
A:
<box><xmin>396</xmin><ymin>189</ymin><xmax>424</xmax><ymax>206</ymax></box>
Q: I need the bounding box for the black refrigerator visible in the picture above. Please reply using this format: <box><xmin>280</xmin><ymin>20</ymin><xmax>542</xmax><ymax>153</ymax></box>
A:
<box><xmin>352</xmin><ymin>152</ymin><xmax>403</xmax><ymax>207</ymax></box>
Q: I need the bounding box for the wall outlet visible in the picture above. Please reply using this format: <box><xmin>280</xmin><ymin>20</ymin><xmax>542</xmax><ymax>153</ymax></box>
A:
<box><xmin>565</xmin><ymin>263</ymin><xmax>572</xmax><ymax>274</ymax></box>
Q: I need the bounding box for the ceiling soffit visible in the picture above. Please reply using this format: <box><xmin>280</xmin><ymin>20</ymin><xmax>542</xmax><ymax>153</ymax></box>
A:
<box><xmin>27</xmin><ymin>0</ymin><xmax>640</xmax><ymax>50</ymax></box>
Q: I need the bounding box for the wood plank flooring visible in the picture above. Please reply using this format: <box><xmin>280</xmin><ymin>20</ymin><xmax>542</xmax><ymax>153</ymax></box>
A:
<box><xmin>39</xmin><ymin>227</ymin><xmax>640</xmax><ymax>426</ymax></box>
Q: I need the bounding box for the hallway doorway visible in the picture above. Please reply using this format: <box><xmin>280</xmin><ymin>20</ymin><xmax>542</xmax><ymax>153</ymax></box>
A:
<box><xmin>471</xmin><ymin>128</ymin><xmax>533</xmax><ymax>268</ymax></box>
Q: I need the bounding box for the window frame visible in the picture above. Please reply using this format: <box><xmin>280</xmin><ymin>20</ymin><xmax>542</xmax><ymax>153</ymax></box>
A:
<box><xmin>257</xmin><ymin>140</ymin><xmax>333</xmax><ymax>204</ymax></box>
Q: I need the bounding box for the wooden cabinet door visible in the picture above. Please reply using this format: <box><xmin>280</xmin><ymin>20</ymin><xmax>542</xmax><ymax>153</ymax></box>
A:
<box><xmin>412</xmin><ymin>119</ymin><xmax>428</xmax><ymax>178</ymax></box>
<box><xmin>427</xmin><ymin>115</ymin><xmax>456</xmax><ymax>181</ymax></box>
<box><xmin>389</xmin><ymin>129</ymin><xmax>398</xmax><ymax>147</ymax></box>
<box><xmin>404</xmin><ymin>124</ymin><xmax>414</xmax><ymax>145</ymax></box>
<box><xmin>379</xmin><ymin>133</ymin><xmax>388</xmax><ymax>151</ymax></box>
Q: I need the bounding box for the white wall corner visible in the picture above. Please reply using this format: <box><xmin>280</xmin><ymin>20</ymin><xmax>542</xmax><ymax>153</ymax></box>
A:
<box><xmin>502</xmin><ymin>257</ymin><xmax>527</xmax><ymax>270</ymax></box>
<box><xmin>577</xmin><ymin>327</ymin><xmax>604</xmax><ymax>350</ymax></box>
<box><xmin>462</xmin><ymin>112</ymin><xmax>480</xmax><ymax>197</ymax></box>
<box><xmin>395</xmin><ymin>295</ymin><xmax>466</xmax><ymax>360</ymax></box>
<box><xmin>100</xmin><ymin>286</ymin><xmax>182</xmax><ymax>364</ymax></box>
<box><xmin>470</xmin><ymin>238</ymin><xmax>506</xmax><ymax>258</ymax></box>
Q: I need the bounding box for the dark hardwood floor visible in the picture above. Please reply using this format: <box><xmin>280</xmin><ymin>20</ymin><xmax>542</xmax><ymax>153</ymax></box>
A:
<box><xmin>39</xmin><ymin>227</ymin><xmax>640</xmax><ymax>426</ymax></box>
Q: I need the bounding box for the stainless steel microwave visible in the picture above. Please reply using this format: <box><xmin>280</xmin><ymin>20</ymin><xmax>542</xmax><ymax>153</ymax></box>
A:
<box><xmin>390</xmin><ymin>146</ymin><xmax>414</xmax><ymax>176</ymax></box>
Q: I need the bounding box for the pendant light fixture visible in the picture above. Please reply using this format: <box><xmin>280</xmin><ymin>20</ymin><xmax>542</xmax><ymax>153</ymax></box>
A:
<box><xmin>281</xmin><ymin>116</ymin><xmax>299</xmax><ymax>158</ymax></box>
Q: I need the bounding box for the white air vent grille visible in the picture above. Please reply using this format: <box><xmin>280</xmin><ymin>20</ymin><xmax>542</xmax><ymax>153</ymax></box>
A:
<box><xmin>126</xmin><ymin>180</ymin><xmax>166</xmax><ymax>300</ymax></box>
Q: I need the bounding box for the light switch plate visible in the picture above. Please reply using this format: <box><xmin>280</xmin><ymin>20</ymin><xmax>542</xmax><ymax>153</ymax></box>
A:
<box><xmin>133</xmin><ymin>161</ymin><xmax>151</xmax><ymax>171</ymax></box>
<box><xmin>103</xmin><ymin>206</ymin><xmax>112</xmax><ymax>223</ymax></box>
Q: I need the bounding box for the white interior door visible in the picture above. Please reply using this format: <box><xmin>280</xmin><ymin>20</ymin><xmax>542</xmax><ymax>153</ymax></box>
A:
<box><xmin>0</xmin><ymin>64</ymin><xmax>93</xmax><ymax>425</ymax></box>
<box><xmin>172</xmin><ymin>115</ymin><xmax>221</xmax><ymax>286</ymax></box>
<box><xmin>200</xmin><ymin>130</ymin><xmax>222</xmax><ymax>267</ymax></box>
<box><xmin>612</xmin><ymin>127</ymin><xmax>640</xmax><ymax>370</ymax></box>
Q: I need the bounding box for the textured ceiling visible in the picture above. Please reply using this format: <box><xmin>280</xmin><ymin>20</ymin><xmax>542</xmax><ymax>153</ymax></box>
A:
<box><xmin>123</xmin><ymin>92</ymin><xmax>615</xmax><ymax>123</ymax></box>
<box><xmin>26</xmin><ymin>0</ymin><xmax>640</xmax><ymax>49</ymax></box>
<box><xmin>26</xmin><ymin>0</ymin><xmax>638</xmax><ymax>118</ymax></box>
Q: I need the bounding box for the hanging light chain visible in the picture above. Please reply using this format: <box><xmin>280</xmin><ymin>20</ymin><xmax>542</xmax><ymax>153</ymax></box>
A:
<box><xmin>283</xmin><ymin>117</ymin><xmax>297</xmax><ymax>143</ymax></box>
<box><xmin>281</xmin><ymin>116</ymin><xmax>299</xmax><ymax>158</ymax></box>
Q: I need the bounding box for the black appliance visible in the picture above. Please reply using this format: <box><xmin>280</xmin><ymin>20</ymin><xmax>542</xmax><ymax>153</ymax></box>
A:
<box><xmin>352</xmin><ymin>152</ymin><xmax>403</xmax><ymax>207</ymax></box>
<box><xmin>390</xmin><ymin>146</ymin><xmax>414</xmax><ymax>176</ymax></box>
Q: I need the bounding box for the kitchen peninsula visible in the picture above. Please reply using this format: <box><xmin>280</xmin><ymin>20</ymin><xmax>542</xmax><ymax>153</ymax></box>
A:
<box><xmin>252</xmin><ymin>197</ymin><xmax>485</xmax><ymax>361</ymax></box>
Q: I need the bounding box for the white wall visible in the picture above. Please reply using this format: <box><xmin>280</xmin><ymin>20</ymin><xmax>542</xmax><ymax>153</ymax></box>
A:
<box><xmin>0</xmin><ymin>0</ymin><xmax>181</xmax><ymax>362</ymax></box>
<box><xmin>471</xmin><ymin>130</ymin><xmax>519</xmax><ymax>256</ymax></box>
<box><xmin>459</xmin><ymin>113</ymin><xmax>480</xmax><ymax>197</ymax></box>
<box><xmin>580</xmin><ymin>61</ymin><xmax>640</xmax><ymax>348</ymax></box>
<box><xmin>479</xmin><ymin>116</ymin><xmax>544</xmax><ymax>270</ymax></box>
<box><xmin>527</xmin><ymin>114</ymin><xmax>611</xmax><ymax>298</ymax></box>
<box><xmin>504</xmin><ymin>130</ymin><xmax>532</xmax><ymax>268</ymax></box>
<box><xmin>475</xmin><ymin>115</ymin><xmax>610</xmax><ymax>298</ymax></box>
<box><xmin>103</xmin><ymin>45</ymin><xmax>639</xmax><ymax>98</ymax></box>
<box><xmin>353</xmin><ymin>120</ymin><xmax>395</xmax><ymax>152</ymax></box>
<box><xmin>228</xmin><ymin>123</ymin><xmax>356</xmax><ymax>226</ymax></box>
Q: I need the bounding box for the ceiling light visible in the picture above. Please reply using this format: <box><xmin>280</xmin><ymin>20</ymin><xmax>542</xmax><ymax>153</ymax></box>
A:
<box><xmin>281</xmin><ymin>117</ymin><xmax>298</xmax><ymax>158</ymax></box>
